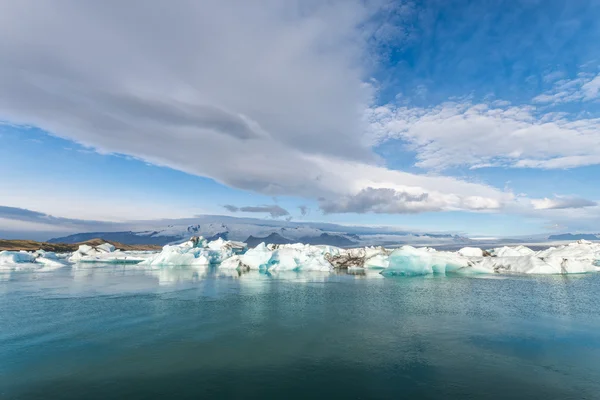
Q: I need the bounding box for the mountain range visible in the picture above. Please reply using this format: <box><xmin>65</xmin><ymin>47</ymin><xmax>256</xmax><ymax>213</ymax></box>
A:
<box><xmin>49</xmin><ymin>216</ymin><xmax>471</xmax><ymax>247</ymax></box>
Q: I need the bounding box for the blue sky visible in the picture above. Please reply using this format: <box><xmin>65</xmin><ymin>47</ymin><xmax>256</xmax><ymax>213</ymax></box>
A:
<box><xmin>1</xmin><ymin>0</ymin><xmax>600</xmax><ymax>238</ymax></box>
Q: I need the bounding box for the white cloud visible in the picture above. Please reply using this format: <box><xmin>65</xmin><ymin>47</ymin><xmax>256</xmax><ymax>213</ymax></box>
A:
<box><xmin>0</xmin><ymin>0</ymin><xmax>516</xmax><ymax>216</ymax></box>
<box><xmin>533</xmin><ymin>73</ymin><xmax>600</xmax><ymax>105</ymax></box>
<box><xmin>1</xmin><ymin>0</ymin><xmax>596</xmax><ymax>225</ymax></box>
<box><xmin>531</xmin><ymin>196</ymin><xmax>597</xmax><ymax>210</ymax></box>
<box><xmin>368</xmin><ymin>101</ymin><xmax>600</xmax><ymax>170</ymax></box>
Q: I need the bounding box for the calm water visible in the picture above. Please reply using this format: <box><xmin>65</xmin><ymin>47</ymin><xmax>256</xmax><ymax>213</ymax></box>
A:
<box><xmin>1</xmin><ymin>265</ymin><xmax>600</xmax><ymax>399</ymax></box>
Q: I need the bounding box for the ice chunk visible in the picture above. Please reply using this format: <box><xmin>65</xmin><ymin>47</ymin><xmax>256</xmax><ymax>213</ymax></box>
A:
<box><xmin>0</xmin><ymin>251</ymin><xmax>36</xmax><ymax>265</ymax></box>
<box><xmin>70</xmin><ymin>243</ymin><xmax>151</xmax><ymax>264</ymax></box>
<box><xmin>0</xmin><ymin>250</ymin><xmax>66</xmax><ymax>271</ymax></box>
<box><xmin>458</xmin><ymin>247</ymin><xmax>484</xmax><ymax>257</ymax></box>
<box><xmin>268</xmin><ymin>245</ymin><xmax>332</xmax><ymax>272</ymax></box>
<box><xmin>95</xmin><ymin>243</ymin><xmax>116</xmax><ymax>253</ymax></box>
<box><xmin>206</xmin><ymin>238</ymin><xmax>246</xmax><ymax>255</ymax></box>
<box><xmin>142</xmin><ymin>238</ymin><xmax>247</xmax><ymax>267</ymax></box>
<box><xmin>536</xmin><ymin>241</ymin><xmax>600</xmax><ymax>260</ymax></box>
<box><xmin>364</xmin><ymin>253</ymin><xmax>389</xmax><ymax>269</ymax></box>
<box><xmin>141</xmin><ymin>245</ymin><xmax>219</xmax><ymax>266</ymax></box>
<box><xmin>219</xmin><ymin>255</ymin><xmax>249</xmax><ymax>270</ymax></box>
<box><xmin>325</xmin><ymin>248</ymin><xmax>367</xmax><ymax>269</ymax></box>
<box><xmin>489</xmin><ymin>245</ymin><xmax>535</xmax><ymax>257</ymax></box>
<box><xmin>240</xmin><ymin>243</ymin><xmax>273</xmax><ymax>270</ymax></box>
<box><xmin>383</xmin><ymin>246</ymin><xmax>472</xmax><ymax>276</ymax></box>
<box><xmin>476</xmin><ymin>255</ymin><xmax>599</xmax><ymax>274</ymax></box>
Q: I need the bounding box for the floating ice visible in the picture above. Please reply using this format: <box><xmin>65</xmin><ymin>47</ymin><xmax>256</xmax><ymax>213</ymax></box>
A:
<box><xmin>0</xmin><ymin>250</ymin><xmax>66</xmax><ymax>271</ymax></box>
<box><xmin>457</xmin><ymin>247</ymin><xmax>485</xmax><ymax>257</ymax></box>
<box><xmin>140</xmin><ymin>237</ymin><xmax>600</xmax><ymax>275</ymax></box>
<box><xmin>383</xmin><ymin>246</ymin><xmax>473</xmax><ymax>276</ymax></box>
<box><xmin>5</xmin><ymin>235</ymin><xmax>597</xmax><ymax>277</ymax></box>
<box><xmin>382</xmin><ymin>241</ymin><xmax>600</xmax><ymax>276</ymax></box>
<box><xmin>70</xmin><ymin>243</ymin><xmax>151</xmax><ymax>264</ymax></box>
<box><xmin>489</xmin><ymin>245</ymin><xmax>535</xmax><ymax>257</ymax></box>
<box><xmin>141</xmin><ymin>237</ymin><xmax>246</xmax><ymax>267</ymax></box>
<box><xmin>476</xmin><ymin>255</ymin><xmax>597</xmax><ymax>274</ymax></box>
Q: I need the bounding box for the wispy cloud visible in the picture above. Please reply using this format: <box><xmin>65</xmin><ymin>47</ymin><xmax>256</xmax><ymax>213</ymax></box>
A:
<box><xmin>368</xmin><ymin>98</ymin><xmax>600</xmax><ymax>170</ymax></box>
<box><xmin>531</xmin><ymin>196</ymin><xmax>597</xmax><ymax>210</ymax></box>
<box><xmin>0</xmin><ymin>206</ymin><xmax>114</xmax><ymax>230</ymax></box>
<box><xmin>533</xmin><ymin>73</ymin><xmax>600</xmax><ymax>105</ymax></box>
<box><xmin>222</xmin><ymin>204</ymin><xmax>290</xmax><ymax>218</ymax></box>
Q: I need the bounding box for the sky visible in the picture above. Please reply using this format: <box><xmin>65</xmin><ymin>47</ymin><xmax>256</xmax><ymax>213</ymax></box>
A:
<box><xmin>1</xmin><ymin>0</ymin><xmax>600</xmax><ymax>238</ymax></box>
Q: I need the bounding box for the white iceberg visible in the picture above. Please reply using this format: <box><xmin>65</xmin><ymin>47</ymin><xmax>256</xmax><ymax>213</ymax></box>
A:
<box><xmin>238</xmin><ymin>243</ymin><xmax>273</xmax><ymax>269</ymax></box>
<box><xmin>269</xmin><ymin>245</ymin><xmax>332</xmax><ymax>272</ymax></box>
<box><xmin>489</xmin><ymin>245</ymin><xmax>535</xmax><ymax>257</ymax></box>
<box><xmin>383</xmin><ymin>246</ymin><xmax>474</xmax><ymax>276</ymax></box>
<box><xmin>476</xmin><ymin>255</ymin><xmax>598</xmax><ymax>274</ymax></box>
<box><xmin>457</xmin><ymin>247</ymin><xmax>485</xmax><ymax>257</ymax></box>
<box><xmin>48</xmin><ymin>236</ymin><xmax>600</xmax><ymax>276</ymax></box>
<box><xmin>383</xmin><ymin>242</ymin><xmax>600</xmax><ymax>276</ymax></box>
<box><xmin>141</xmin><ymin>237</ymin><xmax>246</xmax><ymax>267</ymax></box>
<box><xmin>0</xmin><ymin>250</ymin><xmax>66</xmax><ymax>271</ymax></box>
<box><xmin>69</xmin><ymin>243</ymin><xmax>151</xmax><ymax>264</ymax></box>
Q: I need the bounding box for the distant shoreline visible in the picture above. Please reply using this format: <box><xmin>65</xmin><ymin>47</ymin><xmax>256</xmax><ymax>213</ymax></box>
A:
<box><xmin>0</xmin><ymin>238</ymin><xmax>162</xmax><ymax>252</ymax></box>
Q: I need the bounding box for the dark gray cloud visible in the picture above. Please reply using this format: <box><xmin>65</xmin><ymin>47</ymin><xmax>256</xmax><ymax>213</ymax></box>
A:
<box><xmin>320</xmin><ymin>187</ymin><xmax>440</xmax><ymax>214</ymax></box>
<box><xmin>298</xmin><ymin>205</ymin><xmax>309</xmax><ymax>216</ymax></box>
<box><xmin>0</xmin><ymin>205</ymin><xmax>115</xmax><ymax>231</ymax></box>
<box><xmin>223</xmin><ymin>204</ymin><xmax>290</xmax><ymax>218</ymax></box>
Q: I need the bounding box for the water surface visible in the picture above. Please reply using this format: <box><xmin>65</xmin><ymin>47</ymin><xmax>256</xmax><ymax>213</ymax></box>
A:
<box><xmin>1</xmin><ymin>265</ymin><xmax>599</xmax><ymax>399</ymax></box>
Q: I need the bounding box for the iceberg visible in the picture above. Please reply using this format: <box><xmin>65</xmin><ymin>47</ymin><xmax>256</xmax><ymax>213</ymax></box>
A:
<box><xmin>489</xmin><ymin>245</ymin><xmax>535</xmax><ymax>257</ymax></box>
<box><xmin>476</xmin><ymin>255</ymin><xmax>598</xmax><ymax>274</ymax></box>
<box><xmin>457</xmin><ymin>247</ymin><xmax>485</xmax><ymax>257</ymax></box>
<box><xmin>382</xmin><ymin>241</ymin><xmax>600</xmax><ymax>276</ymax></box>
<box><xmin>141</xmin><ymin>237</ymin><xmax>247</xmax><ymax>267</ymax></box>
<box><xmin>69</xmin><ymin>243</ymin><xmax>152</xmax><ymax>264</ymax></box>
<box><xmin>383</xmin><ymin>246</ymin><xmax>473</xmax><ymax>276</ymax></box>
<box><xmin>219</xmin><ymin>255</ymin><xmax>249</xmax><ymax>270</ymax></box>
<box><xmin>7</xmin><ymin>234</ymin><xmax>593</xmax><ymax>277</ymax></box>
<box><xmin>0</xmin><ymin>250</ymin><xmax>66</xmax><ymax>271</ymax></box>
<box><xmin>239</xmin><ymin>242</ymin><xmax>273</xmax><ymax>269</ymax></box>
<box><xmin>269</xmin><ymin>245</ymin><xmax>332</xmax><ymax>272</ymax></box>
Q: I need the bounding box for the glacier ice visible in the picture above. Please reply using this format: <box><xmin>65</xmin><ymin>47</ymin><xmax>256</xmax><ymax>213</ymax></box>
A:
<box><xmin>381</xmin><ymin>240</ymin><xmax>600</xmax><ymax>276</ymax></box>
<box><xmin>383</xmin><ymin>246</ymin><xmax>473</xmax><ymax>276</ymax></box>
<box><xmin>0</xmin><ymin>250</ymin><xmax>67</xmax><ymax>271</ymax></box>
<box><xmin>489</xmin><ymin>245</ymin><xmax>535</xmax><ymax>257</ymax></box>
<box><xmin>69</xmin><ymin>243</ymin><xmax>152</xmax><ymax>264</ymax></box>
<box><xmin>457</xmin><ymin>247</ymin><xmax>485</xmax><ymax>257</ymax></box>
<box><xmin>2</xmin><ymin>237</ymin><xmax>600</xmax><ymax>277</ymax></box>
<box><xmin>137</xmin><ymin>237</ymin><xmax>600</xmax><ymax>276</ymax></box>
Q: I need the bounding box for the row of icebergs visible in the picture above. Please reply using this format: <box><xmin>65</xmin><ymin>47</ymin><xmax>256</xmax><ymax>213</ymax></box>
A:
<box><xmin>139</xmin><ymin>237</ymin><xmax>600</xmax><ymax>275</ymax></box>
<box><xmin>2</xmin><ymin>237</ymin><xmax>600</xmax><ymax>276</ymax></box>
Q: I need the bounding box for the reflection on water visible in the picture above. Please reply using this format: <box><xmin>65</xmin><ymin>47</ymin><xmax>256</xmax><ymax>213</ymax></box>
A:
<box><xmin>1</xmin><ymin>264</ymin><xmax>600</xmax><ymax>399</ymax></box>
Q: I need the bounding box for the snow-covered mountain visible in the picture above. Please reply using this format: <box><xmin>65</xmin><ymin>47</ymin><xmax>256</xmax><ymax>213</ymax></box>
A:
<box><xmin>48</xmin><ymin>215</ymin><xmax>472</xmax><ymax>247</ymax></box>
<box><xmin>548</xmin><ymin>233</ymin><xmax>600</xmax><ymax>241</ymax></box>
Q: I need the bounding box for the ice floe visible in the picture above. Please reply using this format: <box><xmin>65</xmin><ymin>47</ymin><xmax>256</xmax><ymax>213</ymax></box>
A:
<box><xmin>1</xmin><ymin>237</ymin><xmax>600</xmax><ymax>276</ymax></box>
<box><xmin>0</xmin><ymin>250</ymin><xmax>67</xmax><ymax>271</ymax></box>
<box><xmin>69</xmin><ymin>243</ymin><xmax>153</xmax><ymax>264</ymax></box>
<box><xmin>130</xmin><ymin>237</ymin><xmax>600</xmax><ymax>275</ymax></box>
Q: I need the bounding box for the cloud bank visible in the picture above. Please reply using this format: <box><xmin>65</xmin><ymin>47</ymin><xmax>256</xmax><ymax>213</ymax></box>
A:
<box><xmin>368</xmin><ymin>101</ymin><xmax>600</xmax><ymax>170</ymax></box>
<box><xmin>0</xmin><ymin>0</ymin><xmax>514</xmax><ymax>216</ymax></box>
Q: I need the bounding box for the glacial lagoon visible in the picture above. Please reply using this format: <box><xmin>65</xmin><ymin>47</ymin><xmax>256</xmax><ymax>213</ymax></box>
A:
<box><xmin>1</xmin><ymin>264</ymin><xmax>600</xmax><ymax>399</ymax></box>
